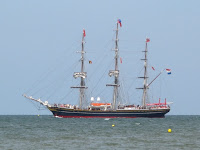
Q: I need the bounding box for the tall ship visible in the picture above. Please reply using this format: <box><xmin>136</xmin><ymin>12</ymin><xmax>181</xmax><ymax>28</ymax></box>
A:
<box><xmin>23</xmin><ymin>19</ymin><xmax>172</xmax><ymax>118</ymax></box>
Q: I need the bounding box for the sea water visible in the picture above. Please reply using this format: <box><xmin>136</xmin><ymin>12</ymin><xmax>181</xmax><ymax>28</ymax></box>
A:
<box><xmin>0</xmin><ymin>115</ymin><xmax>200</xmax><ymax>150</ymax></box>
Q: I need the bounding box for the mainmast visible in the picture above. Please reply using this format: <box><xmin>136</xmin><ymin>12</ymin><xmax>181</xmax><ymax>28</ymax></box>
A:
<box><xmin>106</xmin><ymin>19</ymin><xmax>122</xmax><ymax>110</ymax></box>
<box><xmin>71</xmin><ymin>29</ymin><xmax>87</xmax><ymax>109</ymax></box>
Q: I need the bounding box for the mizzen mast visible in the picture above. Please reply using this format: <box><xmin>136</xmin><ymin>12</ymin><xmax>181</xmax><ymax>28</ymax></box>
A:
<box><xmin>137</xmin><ymin>38</ymin><xmax>150</xmax><ymax>107</ymax></box>
<box><xmin>106</xmin><ymin>19</ymin><xmax>122</xmax><ymax>110</ymax></box>
<box><xmin>71</xmin><ymin>29</ymin><xmax>88</xmax><ymax>109</ymax></box>
<box><xmin>142</xmin><ymin>38</ymin><xmax>150</xmax><ymax>107</ymax></box>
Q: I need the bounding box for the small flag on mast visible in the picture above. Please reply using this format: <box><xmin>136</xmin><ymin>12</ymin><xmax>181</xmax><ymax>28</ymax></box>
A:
<box><xmin>118</xmin><ymin>19</ymin><xmax>122</xmax><ymax>27</ymax></box>
<box><xmin>120</xmin><ymin>57</ymin><xmax>122</xmax><ymax>64</ymax></box>
<box><xmin>83</xmin><ymin>29</ymin><xmax>86</xmax><ymax>37</ymax></box>
<box><xmin>146</xmin><ymin>38</ymin><xmax>150</xmax><ymax>43</ymax></box>
<box><xmin>166</xmin><ymin>69</ymin><xmax>171</xmax><ymax>75</ymax></box>
<box><xmin>152</xmin><ymin>66</ymin><xmax>155</xmax><ymax>71</ymax></box>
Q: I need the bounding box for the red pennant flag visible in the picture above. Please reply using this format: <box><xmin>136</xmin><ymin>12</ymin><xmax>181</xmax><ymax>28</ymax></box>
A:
<box><xmin>146</xmin><ymin>38</ymin><xmax>150</xmax><ymax>43</ymax></box>
<box><xmin>120</xmin><ymin>57</ymin><xmax>122</xmax><ymax>63</ymax></box>
<box><xmin>152</xmin><ymin>66</ymin><xmax>155</xmax><ymax>71</ymax></box>
<box><xmin>117</xmin><ymin>19</ymin><xmax>122</xmax><ymax>27</ymax></box>
<box><xmin>83</xmin><ymin>29</ymin><xmax>86</xmax><ymax>37</ymax></box>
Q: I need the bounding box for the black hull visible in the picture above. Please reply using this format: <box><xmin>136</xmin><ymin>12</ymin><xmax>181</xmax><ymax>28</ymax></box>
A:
<box><xmin>48</xmin><ymin>107</ymin><xmax>170</xmax><ymax>118</ymax></box>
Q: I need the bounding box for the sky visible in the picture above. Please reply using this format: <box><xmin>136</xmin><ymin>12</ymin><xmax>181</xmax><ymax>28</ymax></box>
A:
<box><xmin>0</xmin><ymin>0</ymin><xmax>200</xmax><ymax>115</ymax></box>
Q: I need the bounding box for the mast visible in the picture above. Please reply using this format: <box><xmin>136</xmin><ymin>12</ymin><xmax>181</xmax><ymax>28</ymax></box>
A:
<box><xmin>71</xmin><ymin>29</ymin><xmax>87</xmax><ymax>109</ymax></box>
<box><xmin>106</xmin><ymin>19</ymin><xmax>122</xmax><ymax>110</ymax></box>
<box><xmin>137</xmin><ymin>38</ymin><xmax>150</xmax><ymax>107</ymax></box>
<box><xmin>142</xmin><ymin>39</ymin><xmax>148</xmax><ymax>107</ymax></box>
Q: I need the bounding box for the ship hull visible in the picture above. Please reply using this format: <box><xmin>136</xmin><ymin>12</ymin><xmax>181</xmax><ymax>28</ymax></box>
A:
<box><xmin>48</xmin><ymin>107</ymin><xmax>170</xmax><ymax>118</ymax></box>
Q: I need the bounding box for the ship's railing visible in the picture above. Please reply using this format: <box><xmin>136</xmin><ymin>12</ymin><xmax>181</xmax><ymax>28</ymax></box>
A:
<box><xmin>50</xmin><ymin>104</ymin><xmax>76</xmax><ymax>109</ymax></box>
<box><xmin>117</xmin><ymin>104</ymin><xmax>170</xmax><ymax>110</ymax></box>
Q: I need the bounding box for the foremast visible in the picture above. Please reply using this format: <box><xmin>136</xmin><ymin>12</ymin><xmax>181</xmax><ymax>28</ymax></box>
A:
<box><xmin>106</xmin><ymin>19</ymin><xmax>122</xmax><ymax>110</ymax></box>
<box><xmin>71</xmin><ymin>29</ymin><xmax>88</xmax><ymax>109</ymax></box>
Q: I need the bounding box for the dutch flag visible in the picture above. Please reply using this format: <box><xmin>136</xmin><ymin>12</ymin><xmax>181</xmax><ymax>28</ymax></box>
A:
<box><xmin>166</xmin><ymin>69</ymin><xmax>171</xmax><ymax>75</ymax></box>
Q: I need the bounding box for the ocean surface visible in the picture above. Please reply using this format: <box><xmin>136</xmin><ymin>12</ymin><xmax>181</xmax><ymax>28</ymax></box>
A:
<box><xmin>0</xmin><ymin>115</ymin><xmax>199</xmax><ymax>150</ymax></box>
